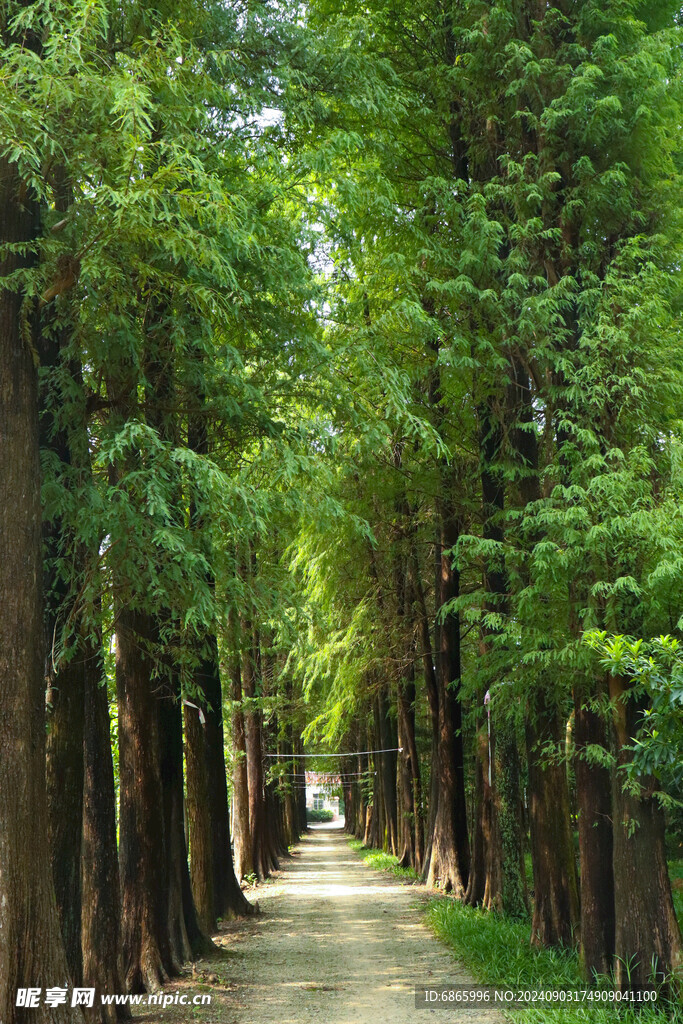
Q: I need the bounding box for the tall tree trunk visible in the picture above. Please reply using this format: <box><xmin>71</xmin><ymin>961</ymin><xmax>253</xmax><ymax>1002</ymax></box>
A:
<box><xmin>397</xmin><ymin>657</ymin><xmax>423</xmax><ymax>871</ymax></box>
<box><xmin>0</xmin><ymin>151</ymin><xmax>82</xmax><ymax>1024</ymax></box>
<box><xmin>512</xmin><ymin>358</ymin><xmax>578</xmax><ymax>944</ymax></box>
<box><xmin>158</xmin><ymin>677</ymin><xmax>209</xmax><ymax>966</ymax></box>
<box><xmin>464</xmin><ymin>713</ymin><xmax>490</xmax><ymax>907</ymax></box>
<box><xmin>280</xmin><ymin>701</ymin><xmax>301</xmax><ymax>847</ymax></box>
<box><xmin>46</xmin><ymin>656</ymin><xmax>85</xmax><ymax>983</ymax></box>
<box><xmin>609</xmin><ymin>674</ymin><xmax>682</xmax><ymax>991</ymax></box>
<box><xmin>494</xmin><ymin>716</ymin><xmax>528</xmax><ymax>918</ymax></box>
<box><xmin>408</xmin><ymin>542</ymin><xmax>438</xmax><ymax>875</ymax></box>
<box><xmin>295</xmin><ymin>738</ymin><xmax>308</xmax><ymax>834</ymax></box>
<box><xmin>574</xmin><ymin>680</ymin><xmax>614</xmax><ymax>979</ymax></box>
<box><xmin>39</xmin><ymin>244</ymin><xmax>86</xmax><ymax>986</ymax></box>
<box><xmin>426</xmin><ymin>513</ymin><xmax>470</xmax><ymax>893</ymax></box>
<box><xmin>374</xmin><ymin>688</ymin><xmax>398</xmax><ymax>855</ymax></box>
<box><xmin>469</xmin><ymin>396</ymin><xmax>527</xmax><ymax>916</ymax></box>
<box><xmin>185</xmin><ymin>700</ymin><xmax>215</xmax><ymax>933</ymax></box>
<box><xmin>116</xmin><ymin>607</ymin><xmax>173</xmax><ymax>992</ymax></box>
<box><xmin>241</xmin><ymin>624</ymin><xmax>271</xmax><ymax>880</ymax></box>
<box><xmin>526</xmin><ymin>696</ymin><xmax>579</xmax><ymax>947</ymax></box>
<box><xmin>187</xmin><ymin>636</ymin><xmax>255</xmax><ymax>921</ymax></box>
<box><xmin>354</xmin><ymin>741</ymin><xmax>369</xmax><ymax>840</ymax></box>
<box><xmin>186</xmin><ymin>383</ymin><xmax>253</xmax><ymax>920</ymax></box>
<box><xmin>262</xmin><ymin>650</ymin><xmax>288</xmax><ymax>863</ymax></box>
<box><xmin>81</xmin><ymin>628</ymin><xmax>129</xmax><ymax>1023</ymax></box>
<box><xmin>365</xmin><ymin>731</ymin><xmax>381</xmax><ymax>849</ymax></box>
<box><xmin>143</xmin><ymin>317</ymin><xmax>210</xmax><ymax>965</ymax></box>
<box><xmin>230</xmin><ymin>619</ymin><xmax>253</xmax><ymax>882</ymax></box>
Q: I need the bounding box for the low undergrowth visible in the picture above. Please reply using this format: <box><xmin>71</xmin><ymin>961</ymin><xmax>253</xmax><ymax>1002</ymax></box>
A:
<box><xmin>347</xmin><ymin>838</ymin><xmax>420</xmax><ymax>880</ymax></box>
<box><xmin>426</xmin><ymin>900</ymin><xmax>682</xmax><ymax>1023</ymax></box>
<box><xmin>349</xmin><ymin>837</ymin><xmax>681</xmax><ymax>1023</ymax></box>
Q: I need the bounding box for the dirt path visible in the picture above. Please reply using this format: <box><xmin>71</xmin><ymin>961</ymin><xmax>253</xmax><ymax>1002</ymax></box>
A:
<box><xmin>197</xmin><ymin>823</ymin><xmax>503</xmax><ymax>1024</ymax></box>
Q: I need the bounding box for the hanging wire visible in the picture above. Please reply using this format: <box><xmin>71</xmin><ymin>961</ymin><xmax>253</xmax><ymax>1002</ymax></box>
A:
<box><xmin>264</xmin><ymin>747</ymin><xmax>402</xmax><ymax>758</ymax></box>
<box><xmin>274</xmin><ymin>771</ymin><xmax>376</xmax><ymax>778</ymax></box>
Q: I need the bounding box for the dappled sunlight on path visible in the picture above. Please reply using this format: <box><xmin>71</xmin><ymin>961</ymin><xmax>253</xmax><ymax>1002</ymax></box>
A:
<box><xmin>219</xmin><ymin>825</ymin><xmax>503</xmax><ymax>1024</ymax></box>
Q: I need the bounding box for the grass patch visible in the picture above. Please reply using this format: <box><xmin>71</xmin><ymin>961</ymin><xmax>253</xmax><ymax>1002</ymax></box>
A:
<box><xmin>348</xmin><ymin>838</ymin><xmax>420</xmax><ymax>880</ymax></box>
<box><xmin>348</xmin><ymin>837</ymin><xmax>681</xmax><ymax>1022</ymax></box>
<box><xmin>426</xmin><ymin>899</ymin><xmax>682</xmax><ymax>1023</ymax></box>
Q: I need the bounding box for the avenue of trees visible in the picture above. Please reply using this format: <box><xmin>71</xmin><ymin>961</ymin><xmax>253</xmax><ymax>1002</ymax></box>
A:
<box><xmin>1</xmin><ymin>0</ymin><xmax>682</xmax><ymax>1022</ymax></box>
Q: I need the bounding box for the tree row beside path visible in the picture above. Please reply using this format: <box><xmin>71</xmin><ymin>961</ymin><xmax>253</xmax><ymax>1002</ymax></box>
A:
<box><xmin>1</xmin><ymin>1</ymin><xmax>682</xmax><ymax>1022</ymax></box>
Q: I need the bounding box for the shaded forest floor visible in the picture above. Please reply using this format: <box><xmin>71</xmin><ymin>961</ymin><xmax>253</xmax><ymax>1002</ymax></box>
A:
<box><xmin>135</xmin><ymin>823</ymin><xmax>501</xmax><ymax>1024</ymax></box>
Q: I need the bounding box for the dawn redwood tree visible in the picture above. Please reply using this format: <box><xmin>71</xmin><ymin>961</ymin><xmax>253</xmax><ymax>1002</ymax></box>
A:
<box><xmin>38</xmin><ymin>169</ymin><xmax>90</xmax><ymax>984</ymax></box>
<box><xmin>487</xmin><ymin>0</ymin><xmax>683</xmax><ymax>965</ymax></box>
<box><xmin>185</xmin><ymin>697</ymin><xmax>215</xmax><ymax>933</ymax></box>
<box><xmin>37</xmin><ymin>219</ymin><xmax>127</xmax><ymax>1016</ymax></box>
<box><xmin>115</xmin><ymin>605</ymin><xmax>174</xmax><ymax>991</ymax></box>
<box><xmin>464</xmin><ymin>396</ymin><xmax>527</xmax><ymax>918</ymax></box>
<box><xmin>230</xmin><ymin>624</ymin><xmax>254</xmax><ymax>882</ymax></box>
<box><xmin>573</xmin><ymin>676</ymin><xmax>614</xmax><ymax>977</ymax></box>
<box><xmin>81</xmin><ymin>623</ymin><xmax>130</xmax><ymax>1023</ymax></box>
<box><xmin>0</xmin><ymin>139</ymin><xmax>82</xmax><ymax>1024</ymax></box>
<box><xmin>241</xmin><ymin>614</ymin><xmax>274</xmax><ymax>881</ymax></box>
<box><xmin>203</xmin><ymin>643</ymin><xmax>253</xmax><ymax>918</ymax></box>
<box><xmin>0</xmin><ymin>8</ymin><xmax>96</xmax><ymax>1016</ymax></box>
<box><xmin>186</xmin><ymin>637</ymin><xmax>254</xmax><ymax>924</ymax></box>
<box><xmin>510</xmin><ymin>364</ymin><xmax>580</xmax><ymax>947</ymax></box>
<box><xmin>426</xmin><ymin>500</ymin><xmax>470</xmax><ymax>894</ymax></box>
<box><xmin>586</xmin><ymin>635</ymin><xmax>683</xmax><ymax>989</ymax></box>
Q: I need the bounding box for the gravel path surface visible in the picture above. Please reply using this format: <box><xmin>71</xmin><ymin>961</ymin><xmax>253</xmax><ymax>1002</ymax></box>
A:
<box><xmin>214</xmin><ymin>823</ymin><xmax>503</xmax><ymax>1024</ymax></box>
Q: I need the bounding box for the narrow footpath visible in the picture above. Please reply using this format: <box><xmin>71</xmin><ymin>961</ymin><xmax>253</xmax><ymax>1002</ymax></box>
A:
<box><xmin>206</xmin><ymin>823</ymin><xmax>503</xmax><ymax>1024</ymax></box>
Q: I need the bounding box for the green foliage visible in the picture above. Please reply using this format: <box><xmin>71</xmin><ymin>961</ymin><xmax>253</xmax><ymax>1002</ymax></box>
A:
<box><xmin>4</xmin><ymin>0</ymin><xmax>681</xmax><ymax>972</ymax></box>
<box><xmin>584</xmin><ymin>632</ymin><xmax>683</xmax><ymax>791</ymax></box>
<box><xmin>284</xmin><ymin>0</ymin><xmax>683</xmax><ymax>745</ymax></box>
<box><xmin>306</xmin><ymin>807</ymin><xmax>334</xmax><ymax>822</ymax></box>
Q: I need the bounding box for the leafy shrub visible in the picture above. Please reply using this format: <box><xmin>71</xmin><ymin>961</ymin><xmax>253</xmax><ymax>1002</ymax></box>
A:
<box><xmin>307</xmin><ymin>807</ymin><xmax>334</xmax><ymax>822</ymax></box>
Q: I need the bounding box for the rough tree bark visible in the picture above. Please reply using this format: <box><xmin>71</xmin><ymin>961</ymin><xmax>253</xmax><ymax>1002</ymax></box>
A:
<box><xmin>81</xmin><ymin>629</ymin><xmax>129</xmax><ymax>1023</ymax></box>
<box><xmin>46</xmin><ymin>655</ymin><xmax>85</xmax><ymax>983</ymax></box>
<box><xmin>374</xmin><ymin>688</ymin><xmax>398</xmax><ymax>855</ymax></box>
<box><xmin>426</xmin><ymin>512</ymin><xmax>470</xmax><ymax>894</ymax></box>
<box><xmin>39</xmin><ymin>214</ymin><xmax>86</xmax><ymax>986</ymax></box>
<box><xmin>494</xmin><ymin>717</ymin><xmax>527</xmax><ymax>917</ymax></box>
<box><xmin>609</xmin><ymin>674</ymin><xmax>682</xmax><ymax>991</ymax></box>
<box><xmin>511</xmin><ymin>358</ymin><xmax>578</xmax><ymax>945</ymax></box>
<box><xmin>116</xmin><ymin>607</ymin><xmax>173</xmax><ymax>992</ymax></box>
<box><xmin>241</xmin><ymin>618</ymin><xmax>272</xmax><ymax>880</ymax></box>
<box><xmin>574</xmin><ymin>680</ymin><xmax>614</xmax><ymax>979</ymax></box>
<box><xmin>408</xmin><ymin>546</ymin><xmax>439</xmax><ymax>876</ymax></box>
<box><xmin>230</xmin><ymin>631</ymin><xmax>253</xmax><ymax>882</ymax></box>
<box><xmin>187</xmin><ymin>638</ymin><xmax>253</xmax><ymax>925</ymax></box>
<box><xmin>465</xmin><ymin>398</ymin><xmax>527</xmax><ymax>916</ymax></box>
<box><xmin>397</xmin><ymin>657</ymin><xmax>423</xmax><ymax>871</ymax></box>
<box><xmin>201</xmin><ymin>641</ymin><xmax>256</xmax><ymax>920</ymax></box>
<box><xmin>526</xmin><ymin>694</ymin><xmax>579</xmax><ymax>947</ymax></box>
<box><xmin>0</xmin><ymin>150</ymin><xmax>83</xmax><ymax>1024</ymax></box>
<box><xmin>143</xmin><ymin>316</ymin><xmax>211</xmax><ymax>965</ymax></box>
<box><xmin>158</xmin><ymin>678</ymin><xmax>210</xmax><ymax>967</ymax></box>
<box><xmin>464</xmin><ymin>712</ymin><xmax>491</xmax><ymax>907</ymax></box>
<box><xmin>186</xmin><ymin>380</ymin><xmax>254</xmax><ymax>921</ymax></box>
<box><xmin>185</xmin><ymin>699</ymin><xmax>215</xmax><ymax>933</ymax></box>
<box><xmin>391</xmin><ymin>449</ymin><xmax>424</xmax><ymax>870</ymax></box>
